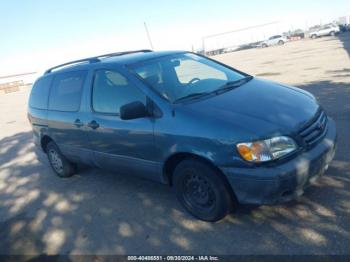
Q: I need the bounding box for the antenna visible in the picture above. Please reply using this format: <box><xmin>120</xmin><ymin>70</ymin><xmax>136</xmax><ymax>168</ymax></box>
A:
<box><xmin>144</xmin><ymin>22</ymin><xmax>154</xmax><ymax>50</ymax></box>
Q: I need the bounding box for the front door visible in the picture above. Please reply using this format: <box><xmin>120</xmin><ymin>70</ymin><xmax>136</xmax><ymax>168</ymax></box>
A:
<box><xmin>86</xmin><ymin>69</ymin><xmax>160</xmax><ymax>181</ymax></box>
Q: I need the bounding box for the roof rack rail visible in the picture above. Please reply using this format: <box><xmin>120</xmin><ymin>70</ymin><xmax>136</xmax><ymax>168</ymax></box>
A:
<box><xmin>44</xmin><ymin>49</ymin><xmax>153</xmax><ymax>74</ymax></box>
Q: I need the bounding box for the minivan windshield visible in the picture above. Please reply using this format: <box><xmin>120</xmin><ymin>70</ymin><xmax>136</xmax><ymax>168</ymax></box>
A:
<box><xmin>130</xmin><ymin>53</ymin><xmax>249</xmax><ymax>103</ymax></box>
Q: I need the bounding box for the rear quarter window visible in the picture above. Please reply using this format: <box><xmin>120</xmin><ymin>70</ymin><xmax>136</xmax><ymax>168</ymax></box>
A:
<box><xmin>48</xmin><ymin>71</ymin><xmax>87</xmax><ymax>112</ymax></box>
<box><xmin>29</xmin><ymin>76</ymin><xmax>52</xmax><ymax>109</ymax></box>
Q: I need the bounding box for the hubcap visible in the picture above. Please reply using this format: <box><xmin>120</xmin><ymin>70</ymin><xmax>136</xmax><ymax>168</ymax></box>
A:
<box><xmin>183</xmin><ymin>173</ymin><xmax>215</xmax><ymax>211</ymax></box>
<box><xmin>49</xmin><ymin>149</ymin><xmax>63</xmax><ymax>174</ymax></box>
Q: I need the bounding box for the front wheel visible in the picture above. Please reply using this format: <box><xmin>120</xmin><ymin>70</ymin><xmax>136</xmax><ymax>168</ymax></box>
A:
<box><xmin>46</xmin><ymin>141</ymin><xmax>76</xmax><ymax>178</ymax></box>
<box><xmin>173</xmin><ymin>159</ymin><xmax>235</xmax><ymax>222</ymax></box>
<box><xmin>330</xmin><ymin>31</ymin><xmax>335</xmax><ymax>36</ymax></box>
<box><xmin>311</xmin><ymin>34</ymin><xmax>317</xmax><ymax>39</ymax></box>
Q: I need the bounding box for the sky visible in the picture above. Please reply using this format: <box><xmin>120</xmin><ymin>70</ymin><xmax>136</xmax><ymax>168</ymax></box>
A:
<box><xmin>0</xmin><ymin>0</ymin><xmax>349</xmax><ymax>76</ymax></box>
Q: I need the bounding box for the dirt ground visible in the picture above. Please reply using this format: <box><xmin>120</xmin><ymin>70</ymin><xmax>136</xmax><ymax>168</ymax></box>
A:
<box><xmin>0</xmin><ymin>33</ymin><xmax>349</xmax><ymax>256</ymax></box>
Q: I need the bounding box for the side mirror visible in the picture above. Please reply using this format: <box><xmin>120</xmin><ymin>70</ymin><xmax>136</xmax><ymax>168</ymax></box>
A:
<box><xmin>120</xmin><ymin>101</ymin><xmax>148</xmax><ymax>120</ymax></box>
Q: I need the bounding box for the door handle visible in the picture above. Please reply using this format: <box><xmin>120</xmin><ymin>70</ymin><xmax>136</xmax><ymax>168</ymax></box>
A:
<box><xmin>87</xmin><ymin>120</ymin><xmax>100</xmax><ymax>130</ymax></box>
<box><xmin>73</xmin><ymin>119</ymin><xmax>84</xmax><ymax>128</ymax></box>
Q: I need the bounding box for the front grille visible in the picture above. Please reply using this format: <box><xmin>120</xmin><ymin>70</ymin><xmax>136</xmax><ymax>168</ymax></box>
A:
<box><xmin>299</xmin><ymin>110</ymin><xmax>328</xmax><ymax>147</ymax></box>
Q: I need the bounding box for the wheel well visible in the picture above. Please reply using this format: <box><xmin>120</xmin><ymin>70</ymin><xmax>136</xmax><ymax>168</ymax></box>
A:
<box><xmin>163</xmin><ymin>152</ymin><xmax>238</xmax><ymax>204</ymax></box>
<box><xmin>163</xmin><ymin>153</ymin><xmax>193</xmax><ymax>185</ymax></box>
<box><xmin>165</xmin><ymin>153</ymin><xmax>225</xmax><ymax>185</ymax></box>
<box><xmin>41</xmin><ymin>135</ymin><xmax>53</xmax><ymax>153</ymax></box>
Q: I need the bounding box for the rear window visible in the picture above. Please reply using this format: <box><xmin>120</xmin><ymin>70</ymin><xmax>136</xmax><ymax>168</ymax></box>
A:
<box><xmin>29</xmin><ymin>76</ymin><xmax>52</xmax><ymax>109</ymax></box>
<box><xmin>48</xmin><ymin>71</ymin><xmax>86</xmax><ymax>112</ymax></box>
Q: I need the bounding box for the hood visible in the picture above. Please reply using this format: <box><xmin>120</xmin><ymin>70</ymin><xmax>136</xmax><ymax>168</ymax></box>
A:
<box><xmin>181</xmin><ymin>78</ymin><xmax>319</xmax><ymax>136</ymax></box>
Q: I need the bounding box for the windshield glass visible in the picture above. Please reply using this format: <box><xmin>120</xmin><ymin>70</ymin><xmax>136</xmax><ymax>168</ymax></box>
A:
<box><xmin>130</xmin><ymin>53</ymin><xmax>247</xmax><ymax>103</ymax></box>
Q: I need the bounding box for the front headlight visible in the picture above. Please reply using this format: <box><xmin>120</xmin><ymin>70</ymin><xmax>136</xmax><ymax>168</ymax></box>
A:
<box><xmin>237</xmin><ymin>136</ymin><xmax>297</xmax><ymax>163</ymax></box>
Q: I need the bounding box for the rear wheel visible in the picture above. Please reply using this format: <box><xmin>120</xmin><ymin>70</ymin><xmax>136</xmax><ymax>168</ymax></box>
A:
<box><xmin>278</xmin><ymin>40</ymin><xmax>284</xmax><ymax>45</ymax></box>
<box><xmin>173</xmin><ymin>159</ymin><xmax>235</xmax><ymax>222</ymax></box>
<box><xmin>330</xmin><ymin>31</ymin><xmax>335</xmax><ymax>36</ymax></box>
<box><xmin>46</xmin><ymin>141</ymin><xmax>76</xmax><ymax>178</ymax></box>
<box><xmin>262</xmin><ymin>43</ymin><xmax>268</xmax><ymax>48</ymax></box>
<box><xmin>311</xmin><ymin>34</ymin><xmax>317</xmax><ymax>39</ymax></box>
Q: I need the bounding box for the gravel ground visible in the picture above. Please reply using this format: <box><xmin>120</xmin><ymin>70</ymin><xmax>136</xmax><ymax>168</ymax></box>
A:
<box><xmin>0</xmin><ymin>33</ymin><xmax>349</xmax><ymax>256</ymax></box>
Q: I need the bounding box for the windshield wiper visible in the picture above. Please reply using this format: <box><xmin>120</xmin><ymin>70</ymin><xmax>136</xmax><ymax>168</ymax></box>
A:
<box><xmin>173</xmin><ymin>76</ymin><xmax>253</xmax><ymax>103</ymax></box>
<box><xmin>206</xmin><ymin>76</ymin><xmax>253</xmax><ymax>96</ymax></box>
<box><xmin>173</xmin><ymin>92</ymin><xmax>211</xmax><ymax>103</ymax></box>
<box><xmin>216</xmin><ymin>76</ymin><xmax>253</xmax><ymax>93</ymax></box>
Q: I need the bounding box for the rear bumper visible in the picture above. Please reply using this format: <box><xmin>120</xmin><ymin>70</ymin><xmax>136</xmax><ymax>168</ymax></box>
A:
<box><xmin>221</xmin><ymin>118</ymin><xmax>337</xmax><ymax>205</ymax></box>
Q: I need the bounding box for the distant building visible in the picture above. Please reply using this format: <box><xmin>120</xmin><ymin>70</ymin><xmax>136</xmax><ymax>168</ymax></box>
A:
<box><xmin>0</xmin><ymin>72</ymin><xmax>37</xmax><ymax>85</ymax></box>
<box><xmin>0</xmin><ymin>72</ymin><xmax>36</xmax><ymax>94</ymax></box>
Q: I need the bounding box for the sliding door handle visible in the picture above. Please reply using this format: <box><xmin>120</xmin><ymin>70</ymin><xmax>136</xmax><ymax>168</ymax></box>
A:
<box><xmin>87</xmin><ymin>120</ymin><xmax>100</xmax><ymax>130</ymax></box>
<box><xmin>73</xmin><ymin>119</ymin><xmax>84</xmax><ymax>128</ymax></box>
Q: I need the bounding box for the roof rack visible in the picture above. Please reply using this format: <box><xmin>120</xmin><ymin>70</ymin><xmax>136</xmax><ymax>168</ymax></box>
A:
<box><xmin>44</xmin><ymin>49</ymin><xmax>153</xmax><ymax>74</ymax></box>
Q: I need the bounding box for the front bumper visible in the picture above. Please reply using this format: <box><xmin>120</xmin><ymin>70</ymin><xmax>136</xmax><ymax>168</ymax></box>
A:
<box><xmin>221</xmin><ymin>118</ymin><xmax>337</xmax><ymax>205</ymax></box>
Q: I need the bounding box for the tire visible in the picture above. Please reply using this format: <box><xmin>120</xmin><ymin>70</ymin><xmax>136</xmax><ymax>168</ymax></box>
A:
<box><xmin>262</xmin><ymin>43</ymin><xmax>268</xmax><ymax>48</ymax></box>
<box><xmin>173</xmin><ymin>159</ymin><xmax>235</xmax><ymax>222</ymax></box>
<box><xmin>46</xmin><ymin>141</ymin><xmax>76</xmax><ymax>178</ymax></box>
<box><xmin>330</xmin><ymin>31</ymin><xmax>335</xmax><ymax>36</ymax></box>
<box><xmin>311</xmin><ymin>34</ymin><xmax>317</xmax><ymax>39</ymax></box>
<box><xmin>278</xmin><ymin>40</ymin><xmax>284</xmax><ymax>45</ymax></box>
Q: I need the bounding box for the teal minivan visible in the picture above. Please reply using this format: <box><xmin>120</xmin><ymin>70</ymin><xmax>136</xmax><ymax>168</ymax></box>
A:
<box><xmin>28</xmin><ymin>50</ymin><xmax>337</xmax><ymax>221</ymax></box>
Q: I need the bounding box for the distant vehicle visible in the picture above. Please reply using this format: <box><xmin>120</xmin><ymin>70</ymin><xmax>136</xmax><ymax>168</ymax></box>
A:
<box><xmin>260</xmin><ymin>35</ymin><xmax>287</xmax><ymax>47</ymax></box>
<box><xmin>341</xmin><ymin>24</ymin><xmax>350</xmax><ymax>32</ymax></box>
<box><xmin>28</xmin><ymin>50</ymin><xmax>337</xmax><ymax>221</ymax></box>
<box><xmin>339</xmin><ymin>24</ymin><xmax>348</xmax><ymax>33</ymax></box>
<box><xmin>309</xmin><ymin>24</ymin><xmax>340</xmax><ymax>39</ymax></box>
<box><xmin>287</xmin><ymin>29</ymin><xmax>305</xmax><ymax>39</ymax></box>
<box><xmin>226</xmin><ymin>43</ymin><xmax>258</xmax><ymax>52</ymax></box>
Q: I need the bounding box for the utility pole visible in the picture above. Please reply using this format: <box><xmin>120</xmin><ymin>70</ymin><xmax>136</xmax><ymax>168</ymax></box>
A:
<box><xmin>202</xmin><ymin>37</ymin><xmax>206</xmax><ymax>55</ymax></box>
<box><xmin>144</xmin><ymin>22</ymin><xmax>154</xmax><ymax>50</ymax></box>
